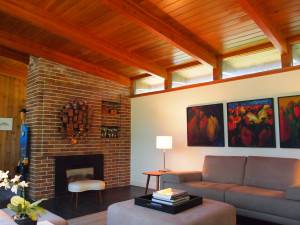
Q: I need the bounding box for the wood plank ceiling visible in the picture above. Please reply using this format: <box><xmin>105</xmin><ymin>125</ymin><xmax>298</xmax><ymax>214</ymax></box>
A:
<box><xmin>0</xmin><ymin>0</ymin><xmax>299</xmax><ymax>86</ymax></box>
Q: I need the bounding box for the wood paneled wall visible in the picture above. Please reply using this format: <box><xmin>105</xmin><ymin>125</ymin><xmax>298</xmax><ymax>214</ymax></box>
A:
<box><xmin>0</xmin><ymin>73</ymin><xmax>26</xmax><ymax>173</ymax></box>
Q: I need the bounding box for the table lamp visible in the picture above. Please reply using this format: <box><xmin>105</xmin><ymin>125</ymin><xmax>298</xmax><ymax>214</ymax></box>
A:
<box><xmin>156</xmin><ymin>136</ymin><xmax>172</xmax><ymax>172</ymax></box>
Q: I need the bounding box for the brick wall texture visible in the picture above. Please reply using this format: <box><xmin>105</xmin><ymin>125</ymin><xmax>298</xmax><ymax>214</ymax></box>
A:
<box><xmin>26</xmin><ymin>57</ymin><xmax>130</xmax><ymax>200</ymax></box>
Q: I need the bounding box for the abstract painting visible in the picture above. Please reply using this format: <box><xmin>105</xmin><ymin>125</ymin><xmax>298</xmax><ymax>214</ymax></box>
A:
<box><xmin>187</xmin><ymin>103</ymin><xmax>224</xmax><ymax>146</ymax></box>
<box><xmin>227</xmin><ymin>98</ymin><xmax>275</xmax><ymax>147</ymax></box>
<box><xmin>278</xmin><ymin>95</ymin><xmax>300</xmax><ymax>148</ymax></box>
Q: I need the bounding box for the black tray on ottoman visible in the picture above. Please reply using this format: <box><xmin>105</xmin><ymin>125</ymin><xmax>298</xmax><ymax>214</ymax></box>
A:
<box><xmin>134</xmin><ymin>194</ymin><xmax>203</xmax><ymax>214</ymax></box>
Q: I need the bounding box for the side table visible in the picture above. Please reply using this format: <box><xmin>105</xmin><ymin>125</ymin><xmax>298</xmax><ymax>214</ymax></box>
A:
<box><xmin>143</xmin><ymin>170</ymin><xmax>170</xmax><ymax>194</ymax></box>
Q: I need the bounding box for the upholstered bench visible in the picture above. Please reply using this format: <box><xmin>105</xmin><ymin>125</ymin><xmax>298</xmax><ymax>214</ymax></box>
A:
<box><xmin>107</xmin><ymin>199</ymin><xmax>236</xmax><ymax>225</ymax></box>
<box><xmin>0</xmin><ymin>208</ymin><xmax>67</xmax><ymax>225</ymax></box>
<box><xmin>68</xmin><ymin>180</ymin><xmax>105</xmax><ymax>208</ymax></box>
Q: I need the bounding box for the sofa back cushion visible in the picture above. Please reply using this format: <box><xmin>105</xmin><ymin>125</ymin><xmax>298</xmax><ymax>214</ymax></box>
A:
<box><xmin>202</xmin><ymin>155</ymin><xmax>247</xmax><ymax>184</ymax></box>
<box><xmin>244</xmin><ymin>156</ymin><xmax>300</xmax><ymax>190</ymax></box>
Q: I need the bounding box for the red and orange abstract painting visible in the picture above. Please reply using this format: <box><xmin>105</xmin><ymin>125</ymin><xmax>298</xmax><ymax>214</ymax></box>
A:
<box><xmin>187</xmin><ymin>104</ymin><xmax>224</xmax><ymax>146</ymax></box>
<box><xmin>227</xmin><ymin>98</ymin><xmax>275</xmax><ymax>147</ymax></box>
<box><xmin>278</xmin><ymin>95</ymin><xmax>300</xmax><ymax>148</ymax></box>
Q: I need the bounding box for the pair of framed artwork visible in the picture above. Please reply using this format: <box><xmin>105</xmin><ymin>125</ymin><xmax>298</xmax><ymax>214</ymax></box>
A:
<box><xmin>187</xmin><ymin>95</ymin><xmax>300</xmax><ymax>148</ymax></box>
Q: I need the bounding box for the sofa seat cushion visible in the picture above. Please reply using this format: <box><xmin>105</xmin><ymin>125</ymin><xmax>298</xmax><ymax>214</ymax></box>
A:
<box><xmin>182</xmin><ymin>181</ymin><xmax>238</xmax><ymax>201</ymax></box>
<box><xmin>225</xmin><ymin>186</ymin><xmax>300</xmax><ymax>220</ymax></box>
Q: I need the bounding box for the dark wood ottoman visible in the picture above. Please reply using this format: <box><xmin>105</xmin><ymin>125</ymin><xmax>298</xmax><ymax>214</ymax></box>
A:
<box><xmin>107</xmin><ymin>199</ymin><xmax>236</xmax><ymax>225</ymax></box>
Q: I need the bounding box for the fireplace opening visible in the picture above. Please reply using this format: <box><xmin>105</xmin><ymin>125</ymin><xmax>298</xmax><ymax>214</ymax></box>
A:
<box><xmin>55</xmin><ymin>154</ymin><xmax>104</xmax><ymax>196</ymax></box>
<box><xmin>66</xmin><ymin>167</ymin><xmax>94</xmax><ymax>182</ymax></box>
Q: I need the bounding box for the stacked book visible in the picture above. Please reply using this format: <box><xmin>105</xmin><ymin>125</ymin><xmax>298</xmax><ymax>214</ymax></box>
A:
<box><xmin>152</xmin><ymin>188</ymin><xmax>190</xmax><ymax>206</ymax></box>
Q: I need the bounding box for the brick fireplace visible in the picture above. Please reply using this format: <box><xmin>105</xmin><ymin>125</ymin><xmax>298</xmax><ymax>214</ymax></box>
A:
<box><xmin>26</xmin><ymin>57</ymin><xmax>131</xmax><ymax>200</ymax></box>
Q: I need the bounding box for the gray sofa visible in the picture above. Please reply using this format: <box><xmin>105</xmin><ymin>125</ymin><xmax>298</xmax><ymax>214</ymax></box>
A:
<box><xmin>161</xmin><ymin>156</ymin><xmax>300</xmax><ymax>225</ymax></box>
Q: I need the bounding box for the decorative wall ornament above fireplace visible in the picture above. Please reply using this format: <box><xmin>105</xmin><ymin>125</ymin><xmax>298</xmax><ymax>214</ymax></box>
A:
<box><xmin>59</xmin><ymin>99</ymin><xmax>93</xmax><ymax>144</ymax></box>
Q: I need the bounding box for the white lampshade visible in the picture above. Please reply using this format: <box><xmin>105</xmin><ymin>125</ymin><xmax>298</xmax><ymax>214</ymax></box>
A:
<box><xmin>156</xmin><ymin>136</ymin><xmax>172</xmax><ymax>149</ymax></box>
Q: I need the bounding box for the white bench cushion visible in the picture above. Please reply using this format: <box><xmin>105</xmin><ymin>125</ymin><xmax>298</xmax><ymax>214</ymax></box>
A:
<box><xmin>68</xmin><ymin>180</ymin><xmax>105</xmax><ymax>192</ymax></box>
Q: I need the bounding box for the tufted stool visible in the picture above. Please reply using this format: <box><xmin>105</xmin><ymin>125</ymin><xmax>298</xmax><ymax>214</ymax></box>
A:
<box><xmin>68</xmin><ymin>180</ymin><xmax>106</xmax><ymax>208</ymax></box>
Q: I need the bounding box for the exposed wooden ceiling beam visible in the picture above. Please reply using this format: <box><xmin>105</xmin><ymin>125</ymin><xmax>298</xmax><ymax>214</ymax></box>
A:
<box><xmin>164</xmin><ymin>72</ymin><xmax>172</xmax><ymax>90</ymax></box>
<box><xmin>132</xmin><ymin>61</ymin><xmax>202</xmax><ymax>81</ymax></box>
<box><xmin>163</xmin><ymin>43</ymin><xmax>274</xmax><ymax>72</ymax></box>
<box><xmin>0</xmin><ymin>1</ymin><xmax>167</xmax><ymax>78</ymax></box>
<box><xmin>0</xmin><ymin>31</ymin><xmax>130</xmax><ymax>86</ymax></box>
<box><xmin>133</xmin><ymin>32</ymin><xmax>300</xmax><ymax>80</ymax></box>
<box><xmin>203</xmin><ymin>33</ymin><xmax>300</xmax><ymax>59</ymax></box>
<box><xmin>238</xmin><ymin>0</ymin><xmax>287</xmax><ymax>53</ymax></box>
<box><xmin>130</xmin><ymin>79</ymin><xmax>135</xmax><ymax>97</ymax></box>
<box><xmin>130</xmin><ymin>73</ymin><xmax>152</xmax><ymax>81</ymax></box>
<box><xmin>288</xmin><ymin>34</ymin><xmax>300</xmax><ymax>44</ymax></box>
<box><xmin>281</xmin><ymin>44</ymin><xmax>292</xmax><ymax>68</ymax></box>
<box><xmin>222</xmin><ymin>42</ymin><xmax>274</xmax><ymax>58</ymax></box>
<box><xmin>213</xmin><ymin>57</ymin><xmax>222</xmax><ymax>81</ymax></box>
<box><xmin>0</xmin><ymin>46</ymin><xmax>29</xmax><ymax>64</ymax></box>
<box><xmin>167</xmin><ymin>61</ymin><xmax>201</xmax><ymax>72</ymax></box>
<box><xmin>222</xmin><ymin>33</ymin><xmax>300</xmax><ymax>58</ymax></box>
<box><xmin>101</xmin><ymin>0</ymin><xmax>217</xmax><ymax>67</ymax></box>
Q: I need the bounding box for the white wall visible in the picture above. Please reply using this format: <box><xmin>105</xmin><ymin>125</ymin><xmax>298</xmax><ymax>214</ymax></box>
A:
<box><xmin>131</xmin><ymin>70</ymin><xmax>300</xmax><ymax>188</ymax></box>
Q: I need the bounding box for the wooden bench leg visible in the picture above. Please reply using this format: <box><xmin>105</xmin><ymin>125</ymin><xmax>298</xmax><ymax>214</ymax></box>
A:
<box><xmin>75</xmin><ymin>192</ymin><xmax>79</xmax><ymax>209</ymax></box>
<box><xmin>98</xmin><ymin>190</ymin><xmax>103</xmax><ymax>204</ymax></box>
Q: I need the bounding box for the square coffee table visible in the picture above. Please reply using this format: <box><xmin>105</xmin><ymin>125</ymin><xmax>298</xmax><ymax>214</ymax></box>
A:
<box><xmin>107</xmin><ymin>198</ymin><xmax>236</xmax><ymax>225</ymax></box>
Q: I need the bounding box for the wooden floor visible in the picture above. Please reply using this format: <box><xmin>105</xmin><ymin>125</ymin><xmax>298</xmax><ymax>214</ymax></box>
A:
<box><xmin>68</xmin><ymin>211</ymin><xmax>107</xmax><ymax>225</ymax></box>
<box><xmin>42</xmin><ymin>186</ymin><xmax>148</xmax><ymax>220</ymax></box>
<box><xmin>36</xmin><ymin>186</ymin><xmax>280</xmax><ymax>225</ymax></box>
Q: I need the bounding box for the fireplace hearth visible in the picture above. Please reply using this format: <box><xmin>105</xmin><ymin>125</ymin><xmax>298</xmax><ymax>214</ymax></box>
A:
<box><xmin>55</xmin><ymin>154</ymin><xmax>104</xmax><ymax>196</ymax></box>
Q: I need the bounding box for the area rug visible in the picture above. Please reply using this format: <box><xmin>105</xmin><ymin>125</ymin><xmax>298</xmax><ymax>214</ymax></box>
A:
<box><xmin>68</xmin><ymin>211</ymin><xmax>107</xmax><ymax>225</ymax></box>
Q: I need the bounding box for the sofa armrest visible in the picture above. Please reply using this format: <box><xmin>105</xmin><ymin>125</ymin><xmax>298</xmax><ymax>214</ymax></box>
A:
<box><xmin>286</xmin><ymin>185</ymin><xmax>300</xmax><ymax>201</ymax></box>
<box><xmin>161</xmin><ymin>171</ymin><xmax>202</xmax><ymax>184</ymax></box>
